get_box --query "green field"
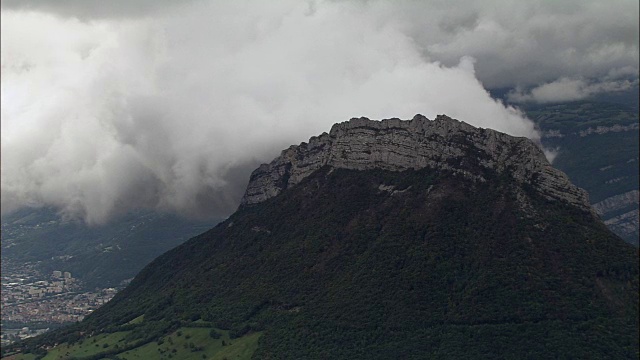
[119,327,261,360]
[6,326,261,360]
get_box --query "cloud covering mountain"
[1,0,638,223]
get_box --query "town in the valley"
[1,261,120,346]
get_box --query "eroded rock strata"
[241,114,591,213]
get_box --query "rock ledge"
[241,114,592,213]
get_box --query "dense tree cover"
[7,166,638,359]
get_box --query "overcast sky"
[2,0,638,224]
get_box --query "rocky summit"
[242,114,591,213]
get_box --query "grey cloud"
[0,0,202,20]
[2,0,637,89]
[1,0,637,224]
[363,0,638,88]
[508,78,639,103]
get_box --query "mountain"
[523,100,639,245]
[5,115,638,359]
[1,208,219,289]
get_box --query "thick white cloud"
[1,0,636,223]
[3,0,638,89]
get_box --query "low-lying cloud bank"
[1,0,638,223]
[508,76,639,104]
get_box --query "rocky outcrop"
[592,190,639,245]
[592,190,639,216]
[241,114,592,213]
[603,210,639,246]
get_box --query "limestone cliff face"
[241,114,592,213]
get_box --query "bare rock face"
[593,190,639,245]
[241,114,592,213]
[592,190,639,216]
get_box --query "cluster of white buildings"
[1,326,50,347]
[2,271,77,302]
[1,263,120,345]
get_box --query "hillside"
[5,115,638,359]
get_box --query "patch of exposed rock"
[241,114,592,213]
[593,190,639,245]
[592,190,639,216]
[603,209,639,246]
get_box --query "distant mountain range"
[6,114,636,359]
[523,99,639,245]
